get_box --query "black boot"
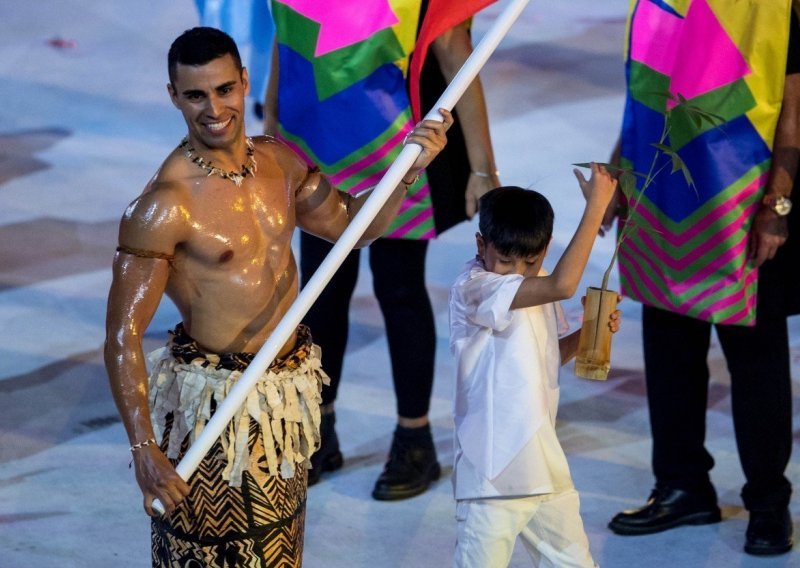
[308,412,343,486]
[372,424,441,501]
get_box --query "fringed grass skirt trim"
[147,323,329,485]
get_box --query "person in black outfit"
[278,14,500,500]
[606,10,800,556]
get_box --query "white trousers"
[454,490,597,568]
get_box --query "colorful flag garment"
[619,0,793,325]
[408,0,497,121]
[272,0,436,239]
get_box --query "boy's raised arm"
[511,163,617,309]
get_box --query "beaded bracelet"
[471,170,499,178]
[130,438,157,452]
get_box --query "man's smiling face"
[168,53,250,151]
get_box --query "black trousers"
[299,232,436,419]
[642,257,792,511]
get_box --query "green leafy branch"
[574,92,725,291]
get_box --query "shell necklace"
[179,137,257,187]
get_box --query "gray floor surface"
[1,1,799,566]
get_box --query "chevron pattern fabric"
[619,0,792,325]
[152,418,307,567]
[272,0,437,239]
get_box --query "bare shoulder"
[251,133,291,153]
[118,150,192,253]
[251,134,311,186]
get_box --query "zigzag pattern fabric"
[619,0,792,325]
[151,418,307,567]
[272,0,436,239]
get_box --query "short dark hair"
[168,27,242,85]
[478,187,554,257]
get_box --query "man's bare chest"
[180,183,295,267]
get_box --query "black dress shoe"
[608,486,721,535]
[308,412,343,486]
[372,425,440,501]
[744,508,793,556]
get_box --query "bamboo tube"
[575,287,619,380]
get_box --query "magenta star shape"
[277,0,399,56]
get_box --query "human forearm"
[104,253,169,444]
[432,22,499,217]
[511,165,616,309]
[765,74,799,200]
[559,330,581,364]
[456,87,498,174]
[750,73,800,265]
[451,79,497,177]
[298,113,451,244]
[547,200,606,297]
[263,43,279,136]
[106,335,190,516]
[353,112,451,241]
[550,164,618,295]
[458,80,501,218]
[104,340,156,445]
[349,176,417,245]
[432,22,495,169]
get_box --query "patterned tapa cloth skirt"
[147,324,328,567]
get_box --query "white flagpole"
[153,0,531,514]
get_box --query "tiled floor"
[1,1,798,566]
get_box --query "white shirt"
[449,258,573,500]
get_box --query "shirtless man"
[104,27,450,566]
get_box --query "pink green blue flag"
[272,0,435,239]
[619,0,793,325]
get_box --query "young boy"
[448,163,618,567]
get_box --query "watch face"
[774,197,792,216]
[765,195,793,216]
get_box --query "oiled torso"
[144,137,307,355]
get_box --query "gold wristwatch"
[762,194,792,216]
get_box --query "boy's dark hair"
[168,27,242,86]
[478,186,554,257]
